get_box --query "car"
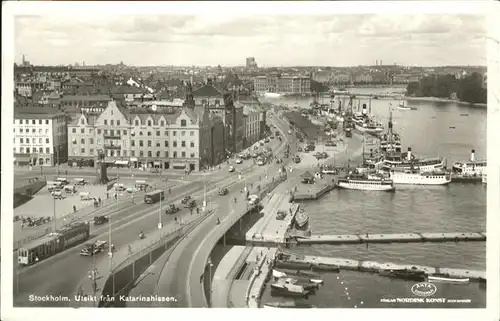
[270,136,274,140]
[276,158,283,164]
[235,158,243,164]
[185,200,197,209]
[228,166,235,173]
[93,215,109,225]
[181,196,192,204]
[219,188,229,196]
[288,130,292,134]
[264,138,270,143]
[298,147,303,152]
[80,240,107,256]
[165,204,180,215]
[325,141,334,147]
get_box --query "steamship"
[337,172,395,191]
[451,149,487,177]
[388,168,451,185]
[381,148,445,172]
[352,103,384,135]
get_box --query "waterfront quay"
[295,232,486,245]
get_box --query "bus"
[144,190,165,204]
[17,222,90,266]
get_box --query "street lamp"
[158,192,163,229]
[202,174,207,212]
[207,257,214,307]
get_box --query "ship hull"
[337,181,395,191]
[389,174,451,185]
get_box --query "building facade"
[241,104,263,148]
[253,74,311,94]
[14,108,68,166]
[67,99,218,171]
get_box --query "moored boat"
[378,268,426,282]
[482,172,487,184]
[452,149,487,177]
[295,210,309,229]
[388,168,451,185]
[264,301,316,309]
[337,172,395,191]
[275,268,321,279]
[398,100,412,110]
[381,148,445,172]
[271,282,311,298]
[428,275,470,284]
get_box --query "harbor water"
[260,90,486,308]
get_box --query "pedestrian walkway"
[247,247,278,308]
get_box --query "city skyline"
[15,14,487,68]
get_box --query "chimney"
[362,103,367,115]
[407,147,412,161]
[470,149,475,162]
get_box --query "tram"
[17,222,90,266]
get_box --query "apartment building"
[67,99,220,171]
[13,108,68,166]
[241,104,264,148]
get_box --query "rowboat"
[428,275,470,283]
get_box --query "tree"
[405,72,486,104]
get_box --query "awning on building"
[130,157,138,162]
[104,160,115,164]
[115,160,129,165]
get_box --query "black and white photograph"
[1,1,499,321]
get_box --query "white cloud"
[14,14,487,66]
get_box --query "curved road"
[12,138,280,307]
[156,111,295,307]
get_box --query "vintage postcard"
[1,1,499,321]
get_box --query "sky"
[14,14,487,67]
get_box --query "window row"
[15,147,51,154]
[131,140,196,148]
[102,119,121,126]
[14,128,50,134]
[16,137,51,144]
[71,149,197,159]
[15,119,50,125]
[133,119,188,127]
[69,128,196,137]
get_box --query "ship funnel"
[407,147,412,161]
[470,149,476,162]
[362,103,367,115]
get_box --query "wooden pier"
[278,254,486,283]
[292,183,335,201]
[293,232,486,245]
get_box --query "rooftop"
[60,94,111,101]
[14,107,66,119]
[192,84,224,98]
